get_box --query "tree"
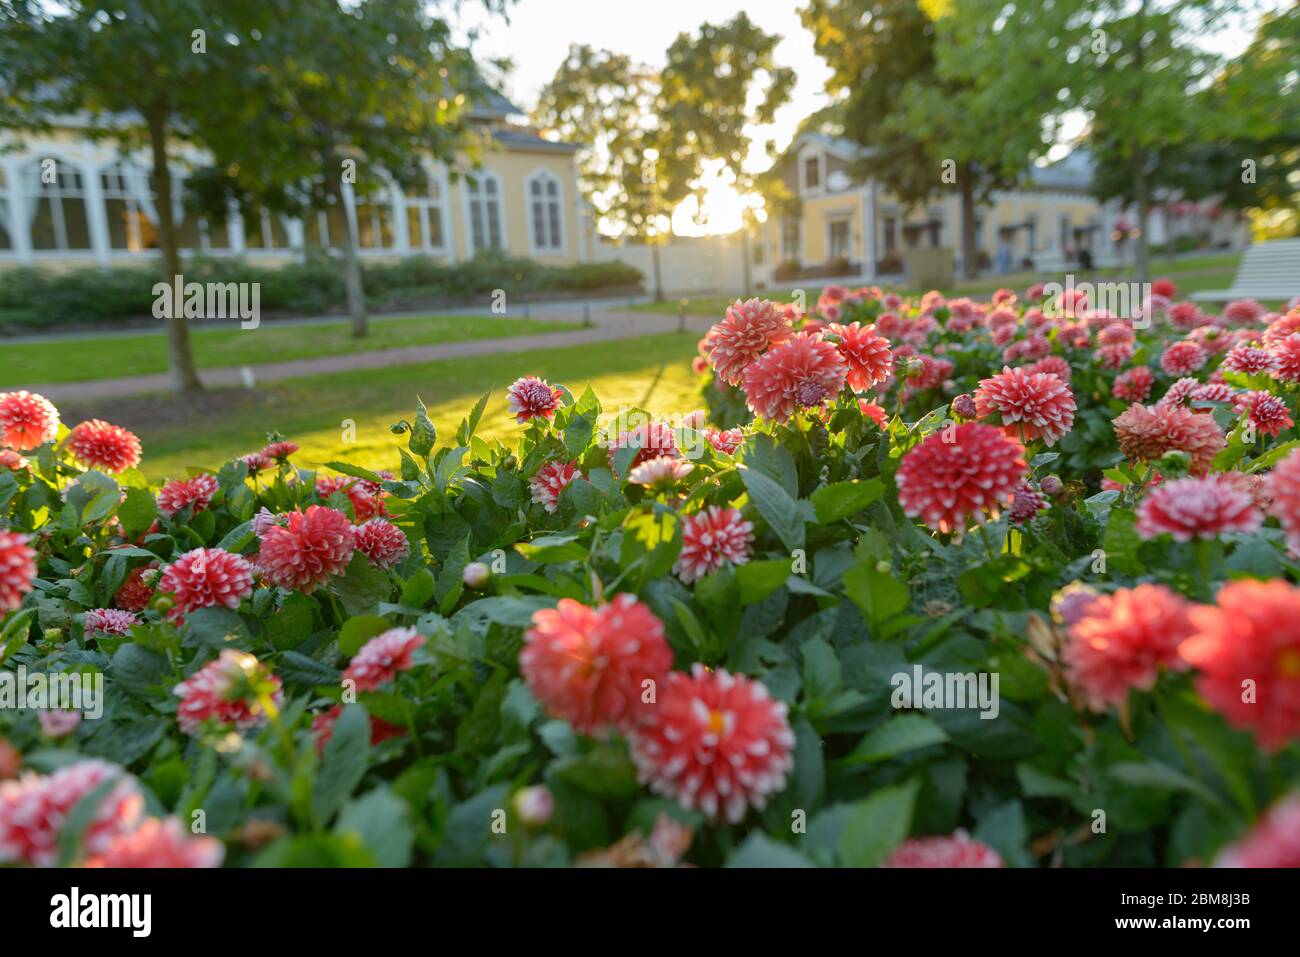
[1061,0,1245,281]
[189,0,509,338]
[801,0,1062,279]
[0,0,272,392]
[532,45,666,298]
[534,14,793,301]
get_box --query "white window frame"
[404,166,450,253]
[780,217,802,262]
[827,214,852,260]
[800,152,824,197]
[463,170,506,254]
[525,168,565,255]
[24,156,93,253]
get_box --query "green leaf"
[118,487,158,540]
[314,704,372,823]
[338,615,391,656]
[515,534,587,564]
[837,778,920,867]
[409,397,437,458]
[801,636,841,700]
[336,552,393,616]
[323,461,385,484]
[726,833,813,867]
[265,598,314,651]
[735,559,791,604]
[456,391,491,447]
[842,561,909,632]
[844,714,949,764]
[400,568,436,609]
[335,786,414,867]
[111,644,170,696]
[739,466,805,551]
[58,776,124,865]
[551,744,638,799]
[811,478,884,523]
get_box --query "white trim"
[524,166,566,256]
[461,168,506,256]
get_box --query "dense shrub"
[0,253,643,330]
[2,281,1300,868]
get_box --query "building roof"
[1027,149,1094,192]
[492,127,580,154]
[466,89,524,120]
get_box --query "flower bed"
[2,280,1299,868]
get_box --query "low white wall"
[590,235,753,297]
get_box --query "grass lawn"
[632,250,1245,317]
[62,331,704,481]
[4,313,580,387]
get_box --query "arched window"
[25,158,92,251]
[101,162,158,252]
[465,173,503,253]
[527,171,563,253]
[354,188,395,250]
[405,172,446,251]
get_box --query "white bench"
[1191,239,1300,303]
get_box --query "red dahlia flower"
[884,833,1004,868]
[84,817,224,868]
[353,518,409,569]
[827,321,893,391]
[1180,580,1300,750]
[0,530,36,612]
[67,420,142,473]
[673,506,753,583]
[741,332,849,422]
[521,594,673,737]
[506,376,564,424]
[342,627,426,692]
[257,505,355,593]
[159,548,254,621]
[895,423,1027,534]
[703,298,794,386]
[630,665,795,824]
[974,366,1075,447]
[156,473,219,517]
[1064,584,1193,711]
[1135,475,1261,542]
[0,390,59,451]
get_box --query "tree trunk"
[651,241,664,302]
[146,108,202,393]
[333,180,368,338]
[1133,149,1150,285]
[959,168,978,280]
[740,230,753,297]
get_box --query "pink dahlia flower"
[674,506,753,583]
[353,518,409,569]
[827,321,893,391]
[741,332,849,422]
[0,391,59,451]
[156,473,220,517]
[1136,475,1261,542]
[974,366,1076,447]
[159,548,254,621]
[0,530,36,612]
[1113,403,1226,476]
[38,710,81,739]
[257,505,355,593]
[607,421,678,475]
[884,832,1004,868]
[67,419,142,474]
[1224,299,1266,325]
[1064,584,1193,711]
[521,594,673,737]
[705,427,745,455]
[84,607,139,637]
[311,704,406,755]
[895,423,1027,534]
[1007,481,1048,525]
[1024,354,1071,382]
[239,452,277,474]
[173,650,282,736]
[630,665,795,824]
[260,441,299,461]
[1180,579,1300,750]
[84,816,224,868]
[1216,794,1300,868]
[506,375,564,424]
[0,760,142,866]
[1234,390,1293,437]
[1112,366,1154,402]
[1267,448,1300,553]
[628,456,693,490]
[316,475,387,523]
[1268,335,1300,383]
[703,299,794,386]
[342,627,426,692]
[1159,340,1208,377]
[530,460,579,513]
[1222,344,1276,376]
[0,449,27,471]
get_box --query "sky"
[451,0,1283,236]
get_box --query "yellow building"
[0,92,588,271]
[758,132,1121,282]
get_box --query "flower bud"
[903,357,926,379]
[950,394,977,419]
[1040,475,1063,496]
[462,562,490,589]
[513,785,554,828]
